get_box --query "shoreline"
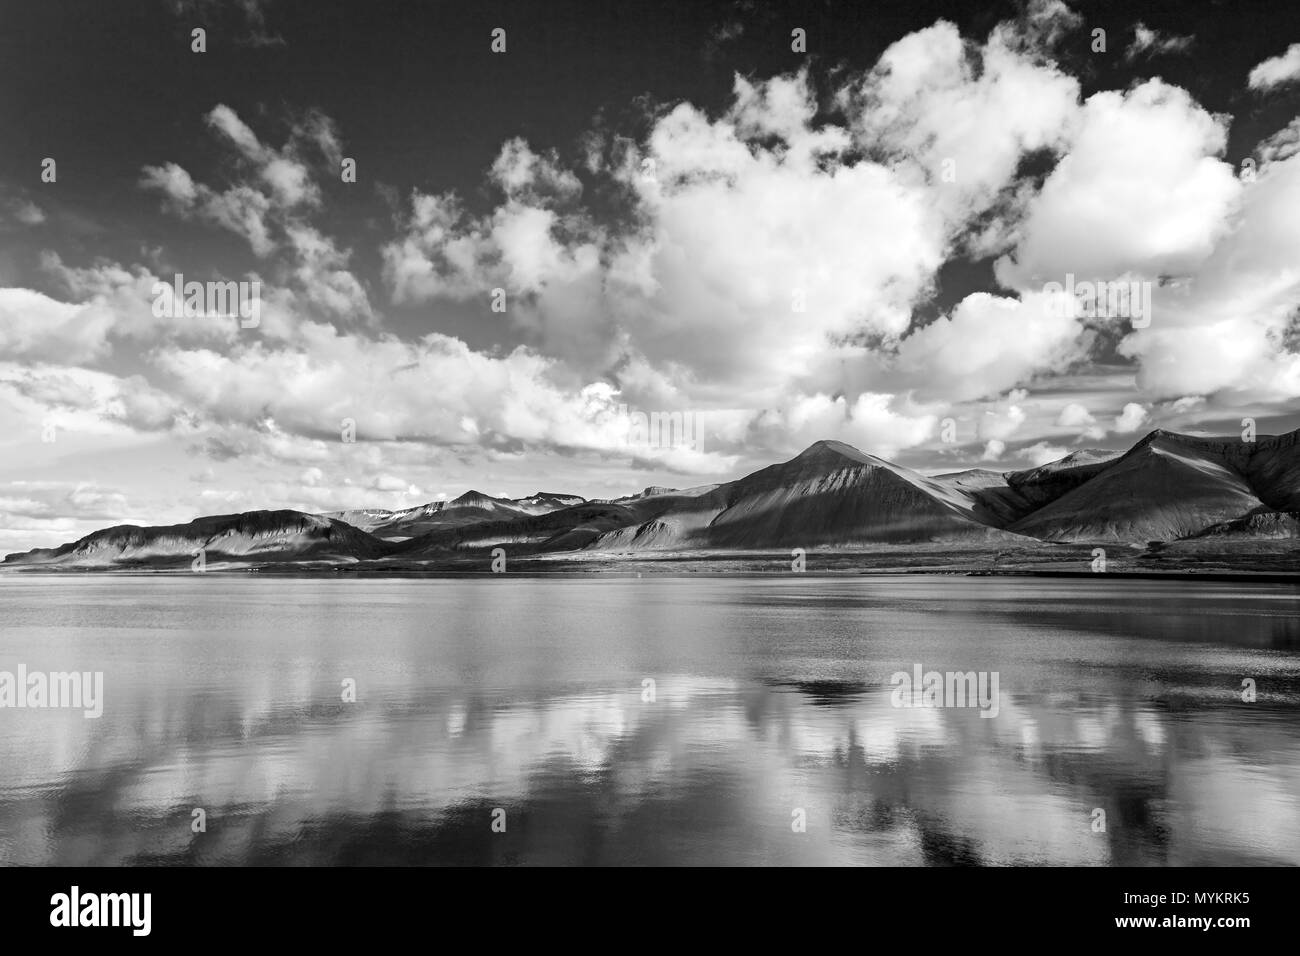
[2,562,1297,584]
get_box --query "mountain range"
[5,427,1300,571]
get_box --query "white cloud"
[1248,43,1300,91]
[1114,402,1149,434]
[996,80,1239,288]
[0,288,115,364]
[981,439,1006,461]
[1120,130,1300,400]
[979,401,1027,441]
[893,292,1085,403]
[1022,441,1069,467]
[1056,402,1095,428]
[841,19,1079,226]
[749,392,936,460]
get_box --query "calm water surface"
[1,575,1298,866]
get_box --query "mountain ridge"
[5,427,1299,569]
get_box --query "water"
[1,574,1298,866]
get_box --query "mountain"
[1003,431,1285,542]
[2,511,387,568]
[390,501,677,555]
[6,428,1300,569]
[325,490,585,541]
[582,440,1028,552]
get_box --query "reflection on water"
[1,575,1298,866]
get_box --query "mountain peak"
[796,439,875,462]
[451,489,497,504]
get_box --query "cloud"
[141,161,275,256]
[0,197,45,226]
[141,104,336,252]
[981,439,1006,461]
[169,0,283,47]
[1054,401,1110,440]
[978,396,1027,441]
[1119,125,1300,400]
[996,80,1239,288]
[1113,402,1149,434]
[1056,402,1094,429]
[748,392,937,461]
[387,70,947,395]
[0,361,185,439]
[1021,441,1069,466]
[1126,24,1193,61]
[840,18,1079,227]
[1258,118,1300,165]
[140,106,372,324]
[0,288,116,364]
[893,292,1085,403]
[1000,0,1082,52]
[383,25,1087,421]
[1249,43,1300,92]
[710,21,744,44]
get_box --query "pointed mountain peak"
[791,439,882,467]
[451,489,497,504]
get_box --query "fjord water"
[1,575,1297,866]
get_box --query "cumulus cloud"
[1120,125,1300,400]
[893,293,1085,403]
[1248,43,1300,91]
[978,395,1028,441]
[386,70,947,395]
[996,80,1239,288]
[840,19,1079,227]
[1021,441,1069,467]
[1114,402,1149,434]
[1056,402,1095,429]
[981,439,1007,461]
[748,392,937,461]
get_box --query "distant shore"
[3,543,1298,582]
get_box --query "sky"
[1,0,1300,553]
